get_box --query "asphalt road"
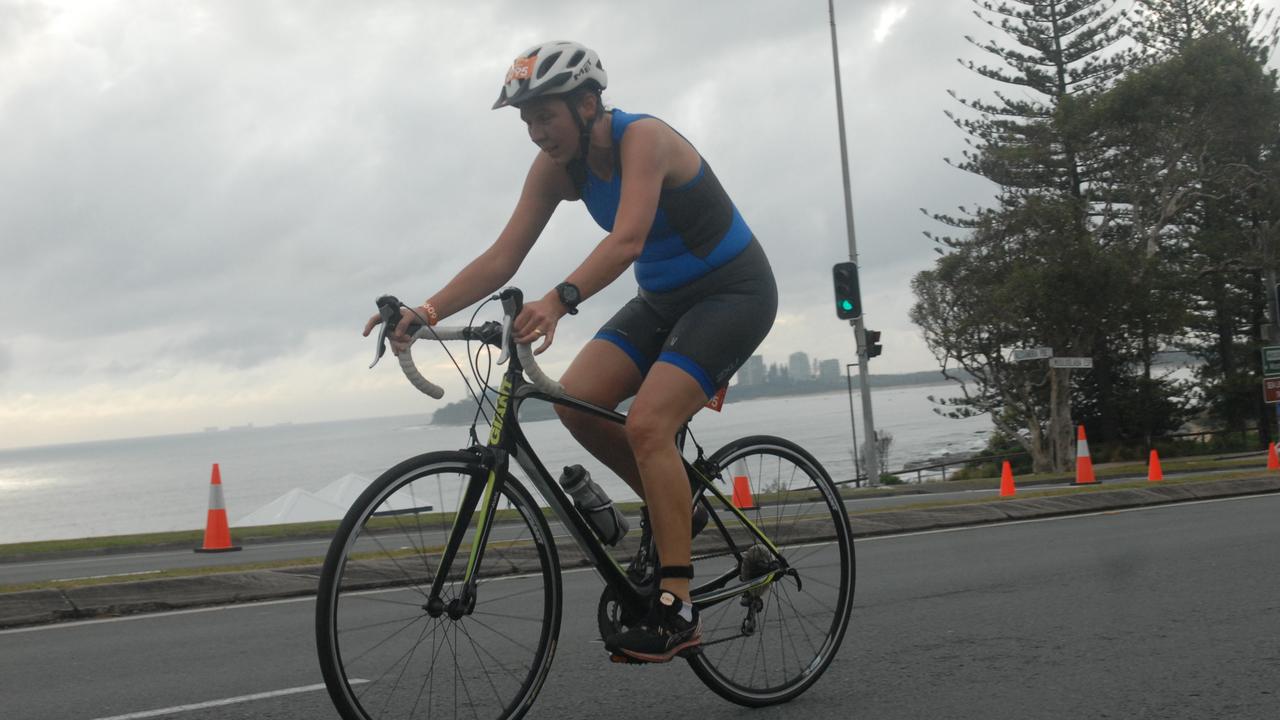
[0,484,1042,586]
[4,493,1277,720]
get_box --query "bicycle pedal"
[608,652,649,665]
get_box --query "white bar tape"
[391,326,473,398]
[517,343,564,397]
[397,347,444,399]
[394,325,564,399]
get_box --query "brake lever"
[495,288,523,365]
[370,295,402,369]
[496,310,513,365]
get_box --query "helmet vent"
[568,49,585,67]
[536,51,562,79]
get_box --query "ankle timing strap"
[658,564,694,580]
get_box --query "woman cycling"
[364,40,777,664]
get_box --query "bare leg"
[625,363,710,602]
[555,339,646,498]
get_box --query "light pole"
[828,0,880,484]
[845,362,862,483]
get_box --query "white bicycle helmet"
[492,41,607,110]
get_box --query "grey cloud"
[0,1,51,58]
[1,0,1052,393]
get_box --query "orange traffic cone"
[1147,449,1163,482]
[195,463,241,553]
[732,476,755,509]
[1074,425,1099,485]
[1269,442,1279,470]
[999,460,1016,497]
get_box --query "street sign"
[1265,377,1280,404]
[1263,345,1280,377]
[1049,357,1094,369]
[1011,347,1054,362]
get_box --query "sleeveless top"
[573,109,754,292]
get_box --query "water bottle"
[559,465,629,546]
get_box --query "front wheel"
[686,436,856,707]
[316,451,562,720]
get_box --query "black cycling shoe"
[605,589,702,664]
[626,504,710,584]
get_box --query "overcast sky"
[3,0,1277,450]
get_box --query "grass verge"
[2,454,1272,561]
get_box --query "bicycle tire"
[686,435,855,707]
[316,450,562,720]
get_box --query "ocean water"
[0,383,991,544]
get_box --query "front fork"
[423,449,506,619]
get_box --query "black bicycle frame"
[423,292,786,612]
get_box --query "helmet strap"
[564,92,601,167]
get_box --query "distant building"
[738,355,766,386]
[788,352,812,381]
[819,358,841,382]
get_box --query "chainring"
[596,584,651,641]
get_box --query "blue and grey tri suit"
[572,109,777,397]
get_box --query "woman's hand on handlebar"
[513,298,562,355]
[362,306,430,355]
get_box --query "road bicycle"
[316,288,855,720]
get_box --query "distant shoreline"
[430,369,968,425]
[0,372,969,452]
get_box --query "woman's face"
[518,95,593,165]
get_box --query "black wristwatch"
[555,282,582,315]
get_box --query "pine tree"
[1131,0,1277,62]
[944,0,1127,198]
[917,0,1131,470]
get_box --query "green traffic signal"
[832,261,862,320]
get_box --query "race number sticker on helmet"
[506,55,537,84]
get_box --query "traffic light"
[863,328,882,359]
[832,262,862,319]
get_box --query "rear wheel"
[316,451,561,720]
[686,436,855,706]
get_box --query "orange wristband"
[420,302,439,326]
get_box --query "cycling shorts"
[594,238,777,398]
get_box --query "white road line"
[55,570,161,583]
[87,681,364,720]
[0,595,318,635]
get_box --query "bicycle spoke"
[335,610,429,637]
[457,621,514,710]
[343,592,433,609]
[470,609,551,625]
[373,617,435,720]
[341,613,433,669]
[318,456,559,720]
[361,530,433,599]
[686,437,854,705]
